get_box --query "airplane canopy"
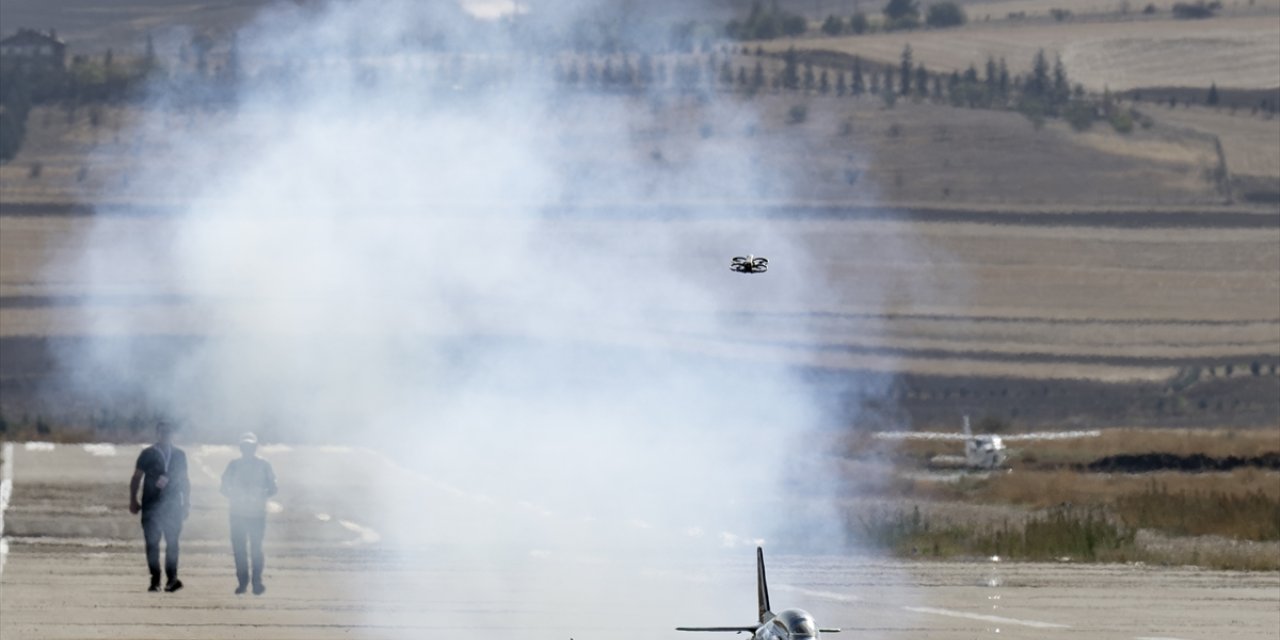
[776,609,817,635]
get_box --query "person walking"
[220,432,277,595]
[129,420,190,592]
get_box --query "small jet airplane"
[873,416,1101,470]
[731,255,768,273]
[677,547,840,638]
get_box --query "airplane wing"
[873,432,969,441]
[676,625,761,633]
[1000,430,1101,442]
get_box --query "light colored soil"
[1145,104,1280,179]
[766,15,1280,91]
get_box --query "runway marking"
[23,442,54,452]
[903,606,1070,629]
[1,442,12,575]
[82,443,117,457]
[338,519,382,545]
[1135,637,1195,640]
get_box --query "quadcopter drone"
[730,255,768,274]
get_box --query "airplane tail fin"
[757,546,771,623]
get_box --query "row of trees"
[727,0,967,40]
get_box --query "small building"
[0,29,67,70]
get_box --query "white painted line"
[23,442,54,452]
[1,442,14,575]
[1136,637,1195,640]
[903,606,1070,629]
[337,519,381,545]
[83,443,117,457]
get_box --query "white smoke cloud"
[55,0,916,635]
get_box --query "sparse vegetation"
[1172,0,1221,18]
[787,103,809,124]
[926,2,967,28]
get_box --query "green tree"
[638,54,654,85]
[836,71,848,96]
[984,56,997,97]
[915,63,929,97]
[142,34,159,75]
[926,2,967,27]
[1052,55,1069,106]
[781,14,808,36]
[782,47,800,90]
[752,61,766,90]
[1027,49,1050,98]
[850,11,870,33]
[803,61,816,92]
[819,68,831,94]
[852,57,865,94]
[1207,82,1220,106]
[822,15,845,35]
[899,44,913,95]
[884,0,922,21]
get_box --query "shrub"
[884,0,921,21]
[1050,7,1073,20]
[850,11,870,33]
[926,1,967,26]
[1143,2,1157,12]
[787,103,809,124]
[1172,1,1217,18]
[1064,100,1096,131]
[1110,109,1135,133]
[822,14,845,35]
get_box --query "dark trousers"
[141,509,183,584]
[230,514,267,587]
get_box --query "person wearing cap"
[219,432,277,595]
[129,420,190,592]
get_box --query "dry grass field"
[764,15,1280,91]
[1146,104,1280,181]
[0,95,1237,208]
[837,425,1280,570]
[962,0,1280,22]
[0,0,272,51]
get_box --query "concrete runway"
[2,443,1277,640]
